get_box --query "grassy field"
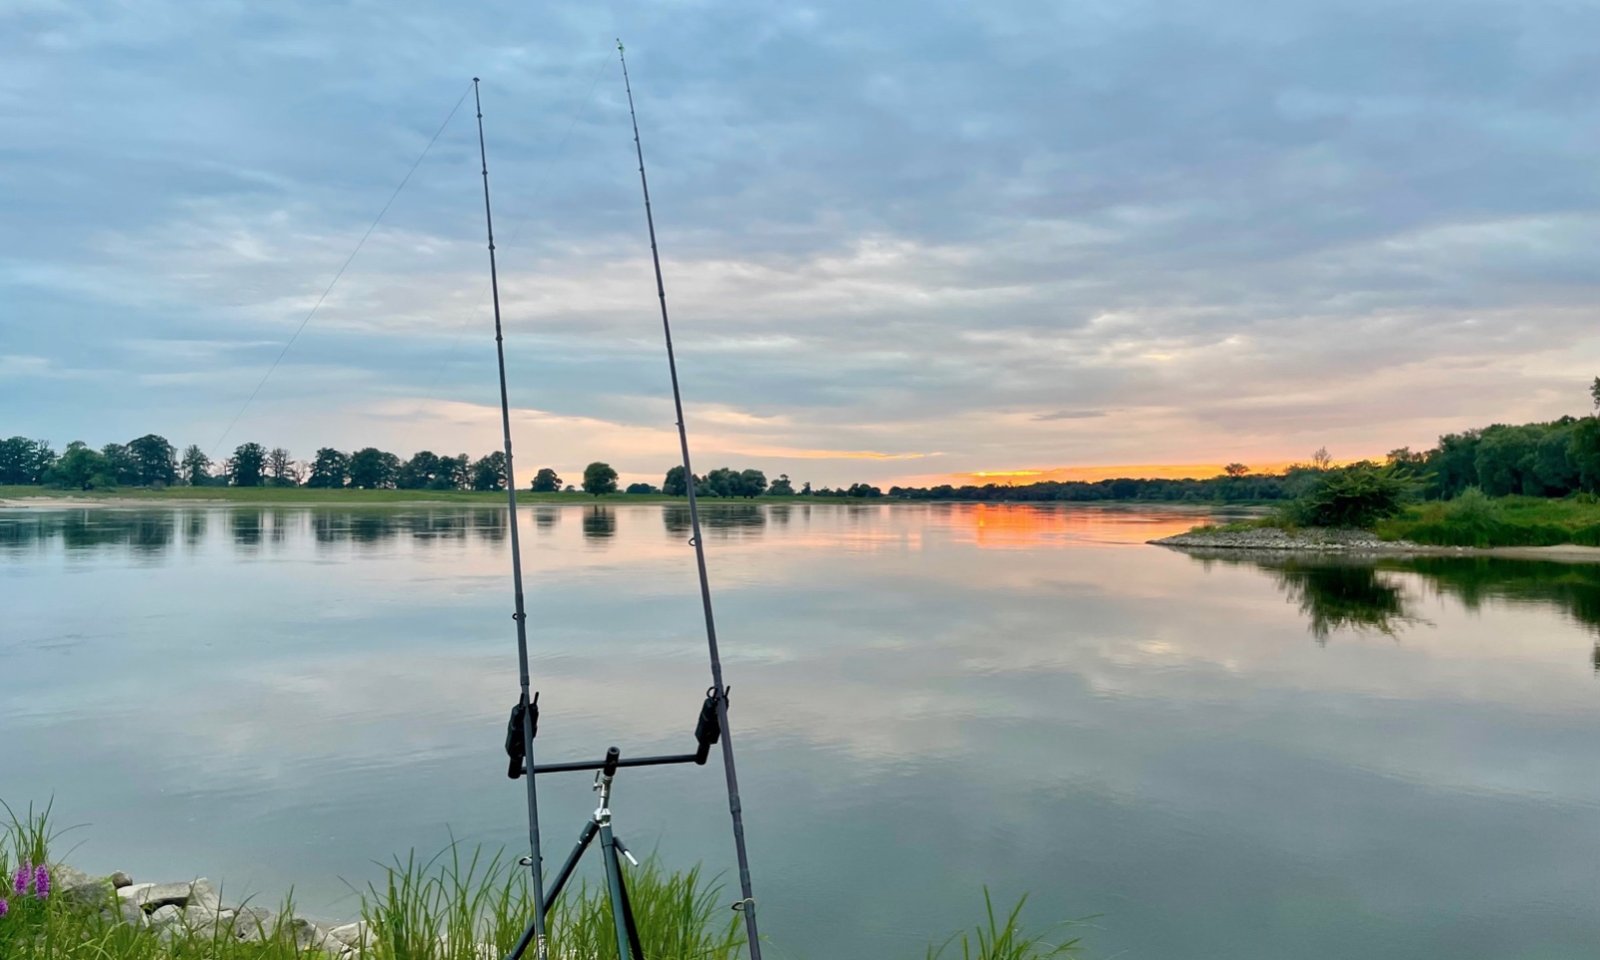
[1,803,1080,960]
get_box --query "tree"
[1591,376,1600,412]
[846,482,884,498]
[267,447,299,486]
[662,465,689,496]
[472,451,507,492]
[49,441,114,490]
[800,481,812,496]
[227,442,268,487]
[100,443,139,485]
[439,454,472,491]
[348,447,400,489]
[397,450,442,490]
[768,473,794,496]
[704,467,738,497]
[127,434,178,486]
[180,445,212,486]
[1310,447,1332,470]
[530,467,562,493]
[737,468,768,498]
[582,461,618,496]
[0,437,55,484]
[305,448,349,488]
[625,482,659,494]
[1223,463,1249,478]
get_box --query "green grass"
[2,805,1080,959]
[1378,492,1600,548]
[1185,493,1600,549]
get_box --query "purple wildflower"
[11,863,28,897]
[0,896,9,918]
[32,865,48,900]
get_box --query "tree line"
[13,378,1597,502]
[0,435,888,498]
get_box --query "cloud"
[4,0,1600,482]
[1031,409,1107,422]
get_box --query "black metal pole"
[473,77,550,960]
[615,40,764,958]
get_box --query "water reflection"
[1188,551,1600,667]
[581,507,616,542]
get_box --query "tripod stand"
[544,747,644,959]
[503,694,726,960]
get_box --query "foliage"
[127,435,178,487]
[1378,492,1600,548]
[46,442,115,491]
[0,438,56,485]
[180,445,212,487]
[582,462,619,497]
[625,482,659,494]
[768,474,794,496]
[470,452,506,492]
[306,448,349,489]
[227,443,267,488]
[529,468,562,493]
[1,807,1080,960]
[348,448,400,490]
[924,890,1080,960]
[1279,464,1409,528]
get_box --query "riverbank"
[0,811,1077,960]
[1152,525,1600,562]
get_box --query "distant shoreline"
[0,488,1251,511]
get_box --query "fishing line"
[207,82,472,460]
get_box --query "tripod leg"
[614,851,645,960]
[545,820,600,908]
[599,822,641,960]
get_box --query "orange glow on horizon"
[899,459,1368,487]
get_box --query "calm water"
[2,503,1597,959]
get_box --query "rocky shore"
[44,862,371,955]
[1151,526,1421,553]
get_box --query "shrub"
[1284,466,1409,528]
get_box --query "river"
[1,502,1595,958]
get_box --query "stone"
[188,878,222,913]
[230,905,277,942]
[110,871,134,888]
[63,876,116,909]
[47,863,94,889]
[288,916,341,953]
[140,881,194,912]
[117,882,155,903]
[118,897,147,927]
[149,903,182,928]
[330,920,372,949]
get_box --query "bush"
[1283,466,1409,528]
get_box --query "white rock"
[330,920,372,948]
[117,882,155,903]
[146,881,194,909]
[149,903,182,927]
[188,878,222,913]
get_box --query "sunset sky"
[5,1,1600,487]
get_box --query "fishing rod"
[471,78,551,960]
[616,39,766,958]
